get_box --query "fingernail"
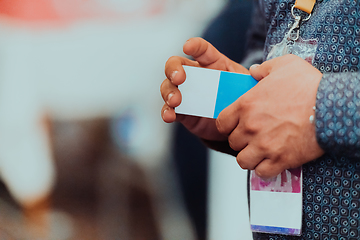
[250,64,260,70]
[163,108,168,116]
[171,71,178,82]
[167,92,174,105]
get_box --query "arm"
[316,72,360,159]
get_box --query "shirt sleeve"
[315,72,360,159]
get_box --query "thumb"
[249,62,271,81]
[183,37,224,68]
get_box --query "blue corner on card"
[213,72,258,118]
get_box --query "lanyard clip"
[287,5,312,42]
[287,15,301,41]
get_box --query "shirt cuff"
[315,72,360,159]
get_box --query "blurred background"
[0,0,253,239]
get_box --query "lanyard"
[294,0,316,14]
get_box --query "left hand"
[216,54,325,179]
[161,38,248,143]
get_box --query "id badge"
[250,167,303,235]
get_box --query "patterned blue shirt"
[248,0,360,239]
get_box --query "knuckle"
[234,99,246,111]
[166,56,178,65]
[228,135,244,152]
[236,155,252,170]
[243,120,258,134]
[258,138,270,152]
[227,138,237,150]
[270,145,284,160]
[236,155,247,169]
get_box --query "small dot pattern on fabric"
[249,0,360,239]
[316,72,360,159]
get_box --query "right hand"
[160,37,249,142]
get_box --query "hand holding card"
[160,37,249,143]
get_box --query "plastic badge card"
[176,66,303,236]
[175,66,258,118]
[250,167,303,235]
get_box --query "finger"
[178,114,228,141]
[161,104,176,123]
[227,127,248,151]
[183,37,250,73]
[229,59,251,74]
[249,60,273,81]
[249,55,300,81]
[236,145,264,170]
[160,79,181,108]
[254,158,288,179]
[184,38,249,74]
[165,56,199,85]
[216,98,243,136]
[183,38,220,66]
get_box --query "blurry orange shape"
[0,0,168,24]
[0,0,60,21]
[51,0,104,21]
[0,0,104,23]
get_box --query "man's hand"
[216,54,325,178]
[160,37,248,142]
